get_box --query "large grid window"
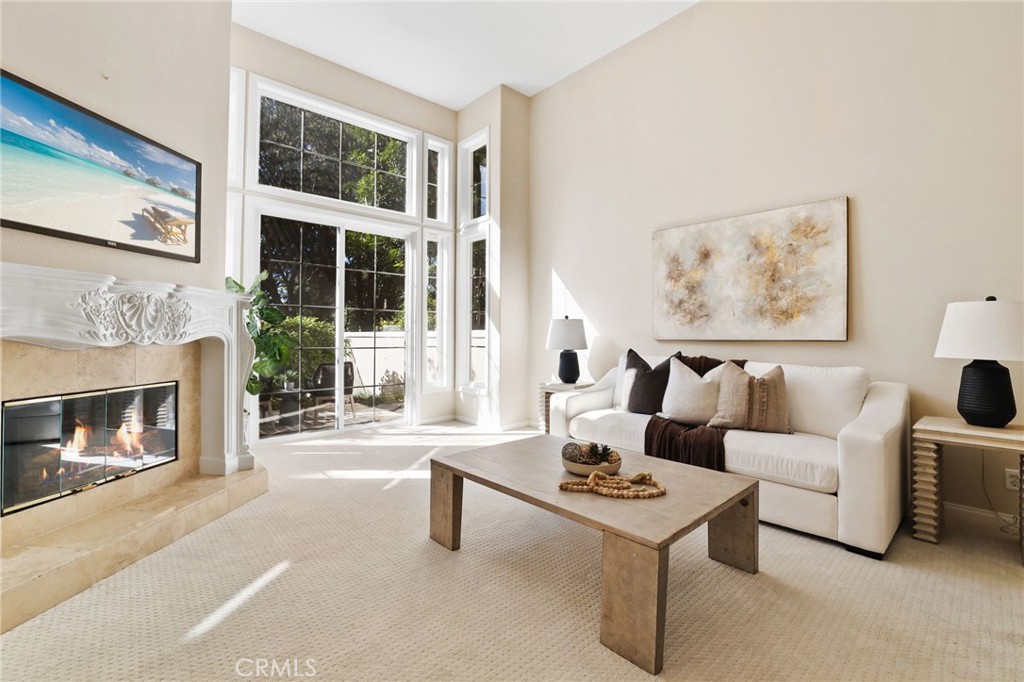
[238,76,456,438]
[259,96,409,213]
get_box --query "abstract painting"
[0,70,201,262]
[653,197,847,340]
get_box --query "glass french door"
[342,230,407,427]
[256,215,407,438]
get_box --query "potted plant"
[226,271,297,396]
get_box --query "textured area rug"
[1,424,1021,681]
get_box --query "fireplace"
[1,381,178,515]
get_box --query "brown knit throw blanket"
[645,418,727,470]
[643,356,746,471]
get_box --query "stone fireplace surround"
[0,262,268,632]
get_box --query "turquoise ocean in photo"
[1,129,194,215]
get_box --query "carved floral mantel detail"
[0,262,253,476]
[77,289,192,345]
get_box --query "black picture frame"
[0,70,201,263]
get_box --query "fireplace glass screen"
[2,381,177,515]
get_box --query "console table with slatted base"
[912,416,1024,563]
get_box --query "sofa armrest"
[549,369,616,437]
[836,381,910,555]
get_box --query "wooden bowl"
[562,459,622,476]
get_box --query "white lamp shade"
[934,300,1024,361]
[546,318,587,350]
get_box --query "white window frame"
[455,221,489,393]
[225,190,243,282]
[246,74,422,225]
[227,67,247,190]
[457,128,489,228]
[423,134,453,228]
[422,228,453,392]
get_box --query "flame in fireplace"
[115,410,145,457]
[62,420,90,457]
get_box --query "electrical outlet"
[1005,469,1020,491]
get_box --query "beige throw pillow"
[708,362,793,434]
[658,359,725,425]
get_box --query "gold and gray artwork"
[653,197,848,341]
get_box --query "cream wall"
[528,2,1023,512]
[0,1,232,290]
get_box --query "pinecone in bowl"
[561,441,622,474]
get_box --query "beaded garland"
[559,471,667,499]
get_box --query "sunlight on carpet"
[1,423,1020,682]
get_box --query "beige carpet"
[1,424,1021,682]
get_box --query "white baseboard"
[944,502,1019,530]
[450,415,539,432]
[418,415,456,425]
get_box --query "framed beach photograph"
[0,70,201,262]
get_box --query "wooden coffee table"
[429,434,758,674]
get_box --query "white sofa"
[550,353,910,557]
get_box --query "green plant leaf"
[258,307,285,324]
[247,270,270,296]
[231,269,298,394]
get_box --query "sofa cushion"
[624,350,681,414]
[708,362,793,434]
[743,362,869,439]
[612,352,733,410]
[613,351,669,411]
[569,409,650,453]
[659,359,726,425]
[723,429,838,494]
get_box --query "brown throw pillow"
[708,362,792,434]
[625,349,682,414]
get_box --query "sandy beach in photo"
[2,184,196,252]
[1,135,196,254]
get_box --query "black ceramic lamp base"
[558,350,580,384]
[957,359,1017,428]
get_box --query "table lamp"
[934,296,1023,428]
[546,316,587,384]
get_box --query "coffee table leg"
[600,532,669,674]
[429,461,463,550]
[708,487,759,574]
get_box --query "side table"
[911,416,1024,562]
[539,381,593,433]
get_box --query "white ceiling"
[232,1,696,111]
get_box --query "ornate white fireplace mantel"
[0,261,255,476]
